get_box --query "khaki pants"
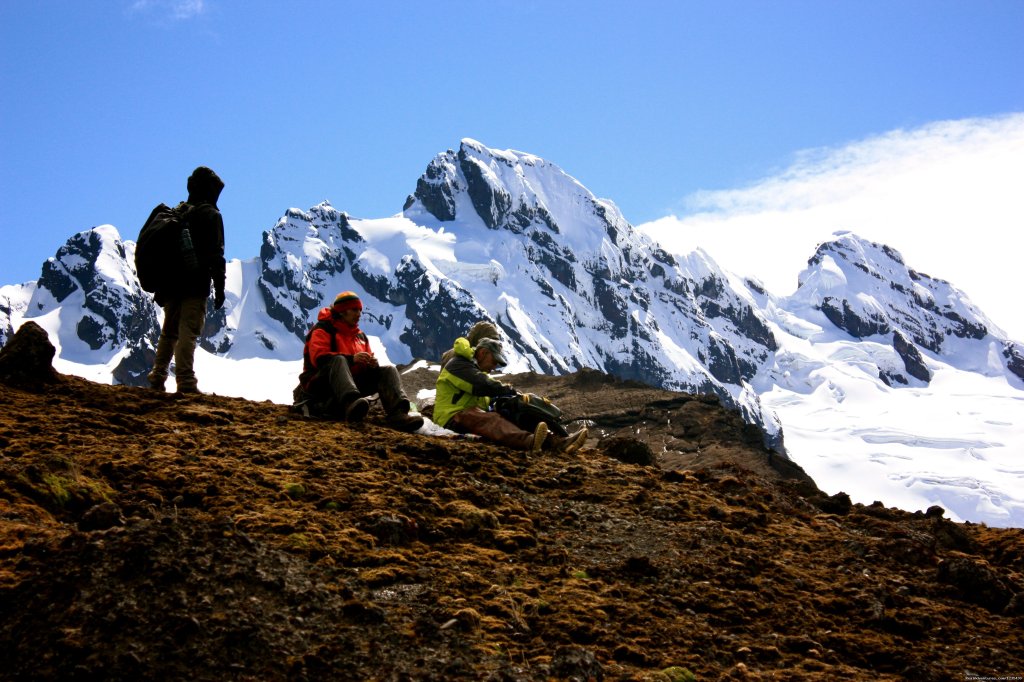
[448,407,535,450]
[149,296,207,391]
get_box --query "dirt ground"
[1,331,1022,680]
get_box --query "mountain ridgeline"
[2,139,1022,452]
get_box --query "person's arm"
[445,357,516,397]
[307,327,339,369]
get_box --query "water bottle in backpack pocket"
[179,225,200,272]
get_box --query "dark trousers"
[312,355,411,416]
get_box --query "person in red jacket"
[298,291,423,432]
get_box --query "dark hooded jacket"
[157,166,226,303]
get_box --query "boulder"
[0,321,58,387]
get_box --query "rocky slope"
[1,324,1021,681]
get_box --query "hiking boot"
[529,422,549,454]
[387,411,425,433]
[176,384,201,395]
[147,371,166,392]
[344,397,370,423]
[545,427,588,454]
[559,427,588,454]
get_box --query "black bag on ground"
[135,202,198,293]
[291,385,343,419]
[493,392,569,436]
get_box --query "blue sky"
[2,1,1023,336]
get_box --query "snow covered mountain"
[2,139,1021,527]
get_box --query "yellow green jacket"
[434,337,514,427]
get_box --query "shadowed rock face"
[1004,341,1024,383]
[27,229,163,387]
[0,321,57,387]
[1,353,1021,681]
[893,329,932,383]
[821,295,891,339]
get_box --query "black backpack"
[135,202,199,293]
[493,392,569,436]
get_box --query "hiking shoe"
[388,412,425,433]
[559,427,588,455]
[147,371,166,391]
[176,385,201,395]
[344,397,370,423]
[529,422,549,454]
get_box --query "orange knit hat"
[333,291,363,312]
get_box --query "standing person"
[147,166,226,394]
[296,291,424,432]
[434,337,587,453]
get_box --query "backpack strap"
[298,319,338,388]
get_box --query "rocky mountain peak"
[797,232,993,350]
[790,231,1021,384]
[25,226,160,384]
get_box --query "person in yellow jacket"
[434,337,586,453]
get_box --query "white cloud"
[639,114,1024,341]
[129,0,206,21]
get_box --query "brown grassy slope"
[0,366,1022,681]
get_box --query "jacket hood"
[187,166,224,206]
[452,337,474,360]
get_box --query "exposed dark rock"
[592,279,628,337]
[813,491,853,515]
[76,313,108,351]
[701,334,744,385]
[459,147,511,230]
[941,310,987,340]
[821,296,890,338]
[350,260,392,303]
[893,330,932,383]
[111,344,154,387]
[600,436,655,466]
[0,321,58,387]
[937,556,1015,613]
[1004,341,1024,382]
[878,368,908,387]
[550,646,604,681]
[395,257,488,362]
[413,155,459,222]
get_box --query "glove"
[499,384,519,398]
[214,289,225,310]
